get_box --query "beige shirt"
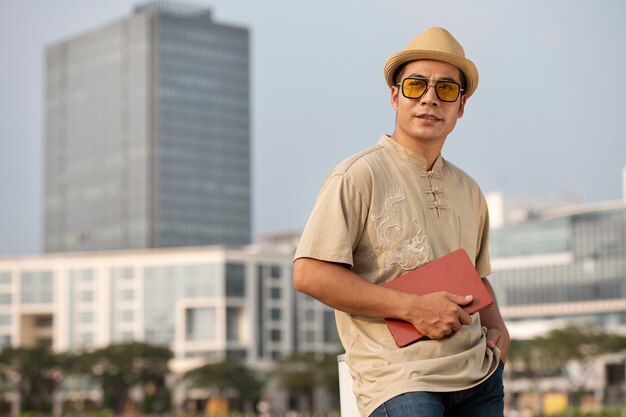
[295,135,500,416]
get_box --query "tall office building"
[44,2,251,253]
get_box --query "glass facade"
[0,272,11,284]
[226,307,242,342]
[20,271,54,304]
[490,217,571,258]
[110,266,137,343]
[143,263,219,344]
[490,206,626,317]
[185,307,216,341]
[225,263,245,297]
[156,14,251,247]
[68,269,97,349]
[44,14,152,252]
[44,5,251,253]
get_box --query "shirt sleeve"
[294,173,369,268]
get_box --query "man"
[293,27,510,417]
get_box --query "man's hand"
[486,326,510,363]
[480,278,510,363]
[407,291,474,339]
[295,258,480,342]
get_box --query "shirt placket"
[420,169,447,220]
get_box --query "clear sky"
[1,0,625,255]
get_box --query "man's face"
[391,59,467,148]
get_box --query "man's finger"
[451,320,464,332]
[446,293,473,305]
[458,309,472,326]
[487,328,500,348]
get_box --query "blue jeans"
[370,362,505,417]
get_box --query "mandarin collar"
[378,135,444,174]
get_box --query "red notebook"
[382,248,493,347]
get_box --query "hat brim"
[384,50,479,98]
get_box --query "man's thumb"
[448,293,473,305]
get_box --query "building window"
[0,273,11,284]
[36,338,53,348]
[71,269,94,282]
[80,291,94,302]
[226,263,245,297]
[184,265,219,297]
[227,307,241,342]
[186,307,216,341]
[270,265,281,278]
[121,311,134,322]
[121,289,134,301]
[271,329,281,342]
[111,267,134,280]
[0,294,11,304]
[35,316,53,327]
[270,308,281,321]
[305,310,315,321]
[80,312,94,323]
[0,335,11,347]
[20,271,54,304]
[0,315,11,326]
[80,333,94,345]
[226,349,247,360]
[270,287,281,300]
[323,310,339,344]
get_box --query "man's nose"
[419,85,440,105]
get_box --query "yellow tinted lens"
[436,82,460,101]
[402,79,427,99]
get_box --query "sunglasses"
[398,77,464,102]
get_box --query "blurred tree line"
[0,342,340,415]
[507,324,626,411]
[2,324,624,415]
[508,324,626,378]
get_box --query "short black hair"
[392,62,409,85]
[393,61,467,92]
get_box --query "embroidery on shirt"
[371,188,432,271]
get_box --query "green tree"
[75,342,173,414]
[184,359,264,412]
[509,324,626,378]
[272,352,340,412]
[0,346,61,413]
[508,324,626,408]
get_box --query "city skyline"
[2,0,626,255]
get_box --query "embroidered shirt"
[295,135,499,416]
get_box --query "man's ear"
[391,85,399,111]
[458,94,467,118]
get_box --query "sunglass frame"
[399,77,463,102]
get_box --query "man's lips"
[415,113,442,121]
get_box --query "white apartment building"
[0,244,339,374]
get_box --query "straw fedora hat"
[384,27,479,98]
